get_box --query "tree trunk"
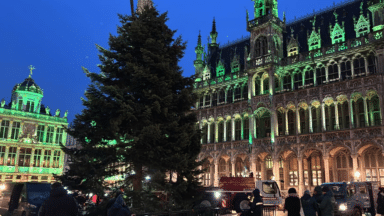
[130,0,134,16]
[133,163,142,191]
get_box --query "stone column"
[364,57,369,76]
[225,90,228,104]
[49,150,54,168]
[335,102,340,130]
[43,124,48,143]
[207,123,211,143]
[209,93,213,107]
[30,148,35,173]
[232,118,235,141]
[4,146,9,166]
[296,108,301,134]
[214,159,219,187]
[273,157,281,189]
[215,122,219,143]
[323,156,330,183]
[338,64,342,81]
[224,120,227,142]
[325,66,329,83]
[352,154,359,181]
[321,103,326,131]
[298,157,304,195]
[241,118,244,140]
[260,159,266,180]
[7,121,13,139]
[15,147,20,168]
[285,111,289,135]
[254,116,257,138]
[363,97,369,127]
[202,94,206,108]
[53,126,58,144]
[351,59,355,78]
[368,99,375,126]
[309,105,313,133]
[199,122,203,144]
[40,149,45,168]
[251,156,256,179]
[349,99,354,128]
[231,158,236,177]
[249,115,254,142]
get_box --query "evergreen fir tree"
[59,3,203,211]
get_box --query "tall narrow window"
[235,119,241,140]
[368,54,376,74]
[243,118,249,140]
[204,94,210,107]
[312,107,318,133]
[37,125,45,142]
[46,126,54,143]
[283,75,291,91]
[7,147,17,166]
[255,78,261,95]
[234,87,241,101]
[226,121,232,141]
[199,96,203,108]
[219,90,225,104]
[263,78,269,94]
[0,146,5,165]
[288,110,295,135]
[202,125,208,144]
[26,101,31,113]
[274,78,280,92]
[55,128,64,144]
[18,148,32,167]
[299,109,307,134]
[354,57,366,76]
[277,111,284,136]
[43,150,51,168]
[33,149,42,167]
[212,93,217,107]
[328,64,339,82]
[227,89,233,103]
[11,122,20,140]
[209,123,215,144]
[242,84,248,100]
[18,100,23,111]
[255,36,268,58]
[340,61,351,80]
[52,150,61,168]
[294,72,302,90]
[316,67,326,85]
[0,120,10,139]
[304,70,314,86]
[218,122,224,142]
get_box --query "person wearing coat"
[319,186,336,216]
[249,189,263,216]
[313,186,323,216]
[377,187,384,216]
[301,190,317,216]
[284,188,301,216]
[107,194,131,216]
[38,182,79,216]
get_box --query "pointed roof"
[137,0,153,13]
[211,17,217,33]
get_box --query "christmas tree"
[59,2,203,212]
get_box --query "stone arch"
[322,97,334,106]
[351,52,364,61]
[357,143,384,156]
[254,106,271,118]
[327,59,338,66]
[336,94,348,104]
[350,91,363,102]
[330,147,354,182]
[359,145,384,182]
[310,100,321,108]
[286,101,296,111]
[365,89,378,100]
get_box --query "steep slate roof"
[205,0,369,78]
[283,0,368,57]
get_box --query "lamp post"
[354,171,361,182]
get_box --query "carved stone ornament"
[18,123,37,144]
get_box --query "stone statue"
[45,106,50,115]
[1,99,5,108]
[55,109,60,117]
[11,100,16,110]
[64,110,68,118]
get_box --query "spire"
[197,31,202,47]
[137,0,153,13]
[194,31,204,75]
[210,18,218,46]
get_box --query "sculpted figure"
[45,106,50,115]
[55,109,60,117]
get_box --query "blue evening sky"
[0,0,350,124]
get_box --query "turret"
[194,31,204,76]
[210,18,218,47]
[368,0,384,31]
[252,0,278,19]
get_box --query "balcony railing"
[194,72,248,89]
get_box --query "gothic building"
[0,68,68,183]
[194,0,384,195]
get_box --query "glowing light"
[145,175,151,181]
[354,171,361,181]
[214,191,221,199]
[0,184,5,190]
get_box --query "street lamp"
[145,175,151,181]
[271,175,275,180]
[0,184,5,190]
[354,171,361,182]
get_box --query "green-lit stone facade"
[194,0,384,195]
[0,72,68,183]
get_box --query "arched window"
[310,154,323,186]
[209,123,215,143]
[235,119,241,140]
[243,117,249,140]
[265,156,273,169]
[283,74,291,91]
[335,150,353,182]
[368,54,376,74]
[353,98,365,128]
[234,86,241,101]
[338,102,350,129]
[202,160,211,186]
[288,156,298,186]
[325,104,336,131]
[255,77,261,95]
[294,72,303,90]
[256,110,271,138]
[368,95,381,126]
[204,94,211,107]
[304,69,314,86]
[288,110,295,135]
[227,88,233,104]
[219,158,227,178]
[212,92,217,107]
[328,63,339,82]
[316,66,326,85]
[299,108,308,134]
[219,89,225,104]
[363,147,384,183]
[274,77,280,92]
[218,121,224,142]
[340,61,351,80]
[202,124,208,144]
[242,84,248,100]
[263,77,269,94]
[226,120,232,141]
[353,57,366,76]
[277,111,284,136]
[255,36,268,58]
[199,96,204,109]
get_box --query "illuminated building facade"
[0,68,68,183]
[195,0,384,195]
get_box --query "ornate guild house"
[0,67,68,183]
[194,0,384,194]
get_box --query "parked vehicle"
[321,181,379,216]
[0,182,51,216]
[197,177,283,213]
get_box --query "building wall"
[0,108,68,183]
